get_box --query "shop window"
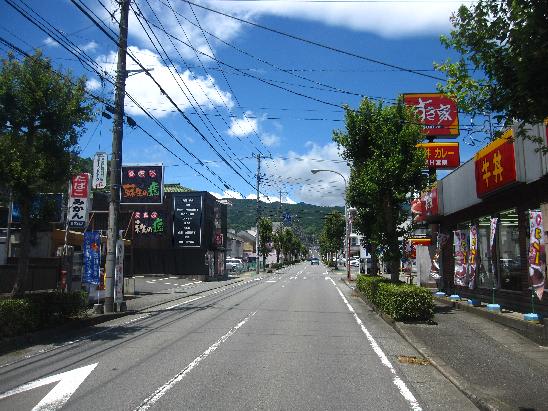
[498,209,522,291]
[477,216,496,289]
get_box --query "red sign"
[418,142,460,169]
[404,93,459,136]
[411,186,439,222]
[475,129,516,197]
[71,173,90,198]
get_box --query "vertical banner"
[114,239,124,304]
[83,231,100,284]
[490,217,498,286]
[92,152,108,189]
[68,173,90,229]
[468,226,478,289]
[430,233,449,280]
[453,230,468,286]
[528,211,545,300]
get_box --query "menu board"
[173,194,203,247]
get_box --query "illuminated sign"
[474,129,516,197]
[417,142,460,169]
[404,93,459,137]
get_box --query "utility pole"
[255,153,261,275]
[104,0,130,313]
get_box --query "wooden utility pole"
[104,0,130,313]
[255,154,261,275]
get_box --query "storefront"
[437,123,548,314]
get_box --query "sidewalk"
[344,273,548,411]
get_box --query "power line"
[182,0,447,82]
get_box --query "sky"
[0,0,496,207]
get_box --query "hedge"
[0,291,88,338]
[356,275,434,321]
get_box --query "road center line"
[327,277,422,411]
[134,311,256,411]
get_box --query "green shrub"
[0,298,39,338]
[356,275,434,321]
[0,291,88,338]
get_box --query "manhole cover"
[397,355,431,365]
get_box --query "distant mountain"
[226,198,344,241]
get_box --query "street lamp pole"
[311,169,351,280]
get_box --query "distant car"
[310,258,320,265]
[226,258,243,271]
[349,259,360,267]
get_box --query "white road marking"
[303,277,307,280]
[146,281,155,284]
[164,283,171,285]
[134,312,256,411]
[327,277,422,411]
[0,363,98,411]
[135,276,145,278]
[169,277,178,279]
[266,280,277,283]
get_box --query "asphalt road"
[0,263,476,410]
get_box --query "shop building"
[433,123,548,314]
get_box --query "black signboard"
[12,194,64,223]
[121,164,163,204]
[173,194,202,247]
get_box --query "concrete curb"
[345,280,513,411]
[0,276,249,356]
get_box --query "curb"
[0,276,249,356]
[345,280,513,411]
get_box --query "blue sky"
[0,0,496,206]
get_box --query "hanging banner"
[133,211,166,235]
[453,230,468,286]
[121,164,164,204]
[114,239,124,304]
[430,233,449,280]
[417,142,460,169]
[468,225,478,289]
[475,129,517,197]
[528,211,545,300]
[403,93,459,137]
[83,231,100,285]
[92,152,108,189]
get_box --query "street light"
[311,169,351,280]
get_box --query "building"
[417,122,548,315]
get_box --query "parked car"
[349,259,360,267]
[310,258,320,265]
[226,258,243,271]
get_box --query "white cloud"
[80,41,99,53]
[214,0,457,38]
[85,78,101,91]
[97,46,234,118]
[227,112,258,137]
[260,133,280,147]
[43,37,59,47]
[210,190,243,199]
[264,142,349,206]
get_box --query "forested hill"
[226,198,344,239]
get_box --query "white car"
[226,258,243,271]
[349,259,360,267]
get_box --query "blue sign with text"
[83,231,101,285]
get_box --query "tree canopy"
[435,0,548,131]
[319,211,345,265]
[333,98,427,280]
[0,51,94,295]
[258,216,273,270]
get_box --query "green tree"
[258,216,273,271]
[435,0,548,147]
[333,98,426,281]
[272,225,283,264]
[0,52,94,296]
[281,228,295,263]
[320,211,345,268]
